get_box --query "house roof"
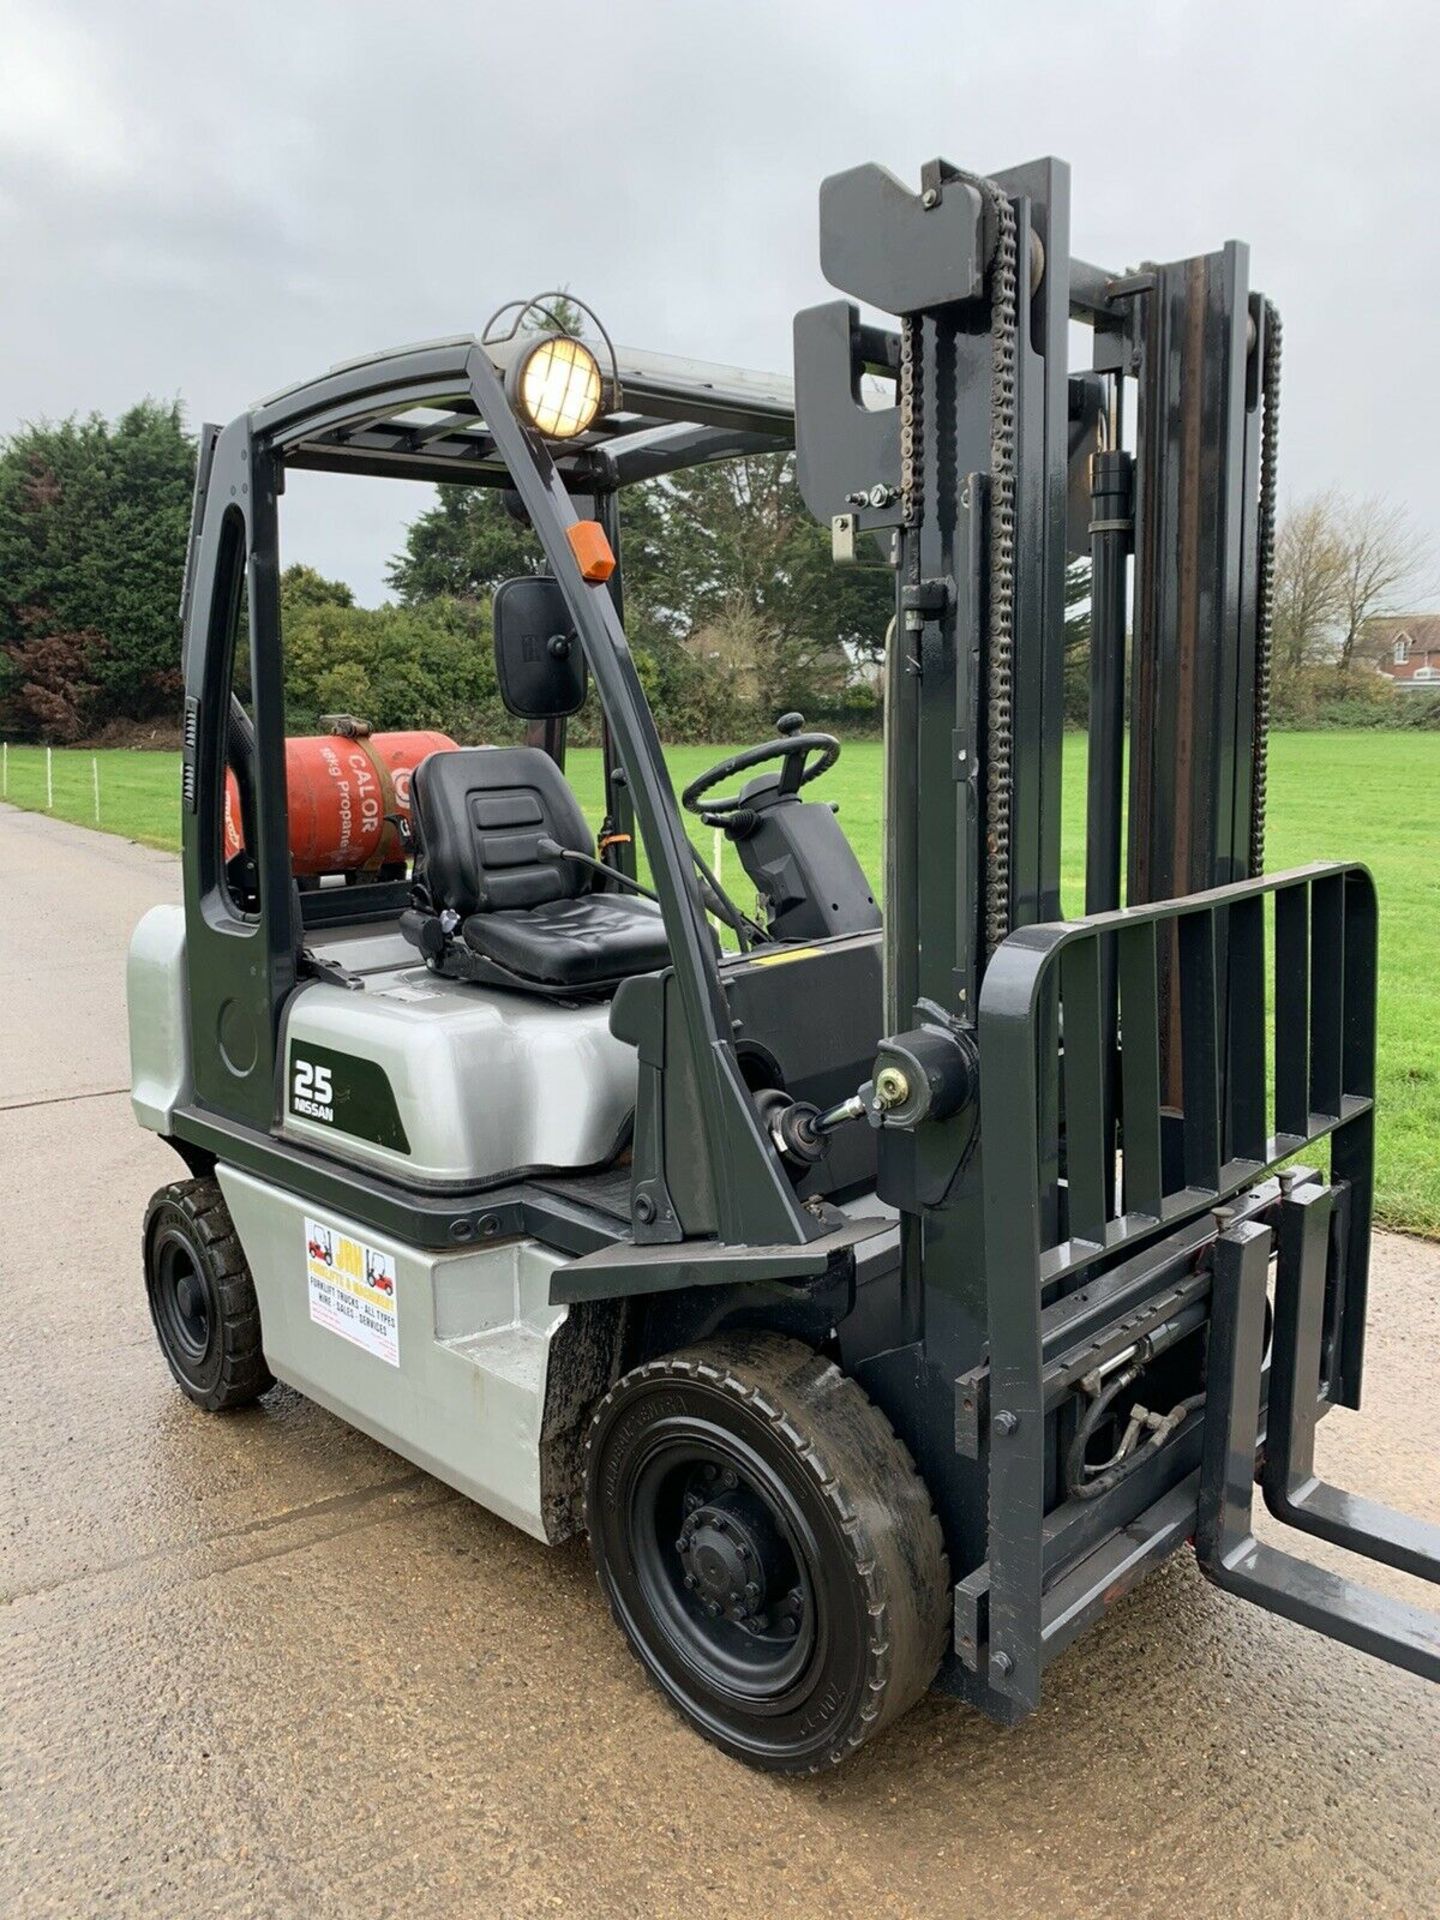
[1367,613,1440,649]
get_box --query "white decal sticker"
[305,1217,399,1367]
[292,1058,335,1122]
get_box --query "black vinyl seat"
[463,892,669,987]
[402,746,669,994]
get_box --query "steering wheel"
[681,712,841,820]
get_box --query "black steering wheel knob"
[775,711,805,737]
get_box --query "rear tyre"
[143,1178,274,1412]
[583,1332,949,1772]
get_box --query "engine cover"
[279,962,638,1186]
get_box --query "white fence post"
[46,746,54,812]
[92,755,101,824]
[712,824,724,886]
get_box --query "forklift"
[129,155,1439,1772]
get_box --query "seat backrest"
[411,747,593,917]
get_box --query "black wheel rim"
[626,1428,820,1702]
[153,1230,212,1366]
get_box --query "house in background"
[1367,613,1440,691]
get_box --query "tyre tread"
[583,1332,949,1772]
[143,1178,274,1412]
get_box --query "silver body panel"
[279,960,638,1185]
[127,903,191,1133]
[220,1167,567,1541]
[127,905,639,1186]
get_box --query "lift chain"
[897,171,1019,960]
[974,177,1020,958]
[899,314,922,526]
[1249,298,1282,876]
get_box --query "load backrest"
[411,746,593,917]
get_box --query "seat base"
[400,901,667,999]
[463,894,669,989]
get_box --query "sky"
[2,0,1437,606]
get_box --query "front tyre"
[143,1178,274,1412]
[583,1333,948,1772]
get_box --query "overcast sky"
[3,0,1437,605]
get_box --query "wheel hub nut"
[677,1502,770,1619]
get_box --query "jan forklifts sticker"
[305,1217,399,1367]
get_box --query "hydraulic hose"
[1065,1366,1207,1504]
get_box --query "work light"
[508,334,604,440]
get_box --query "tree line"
[0,403,898,745]
[0,402,195,739]
[0,400,1433,744]
[1269,493,1438,725]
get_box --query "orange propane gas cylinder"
[224,730,456,875]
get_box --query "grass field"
[5,733,1438,1235]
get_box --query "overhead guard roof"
[248,334,813,489]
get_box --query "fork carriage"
[969,861,1437,1712]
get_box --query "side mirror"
[492,575,588,718]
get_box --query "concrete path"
[2,805,1437,1919]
